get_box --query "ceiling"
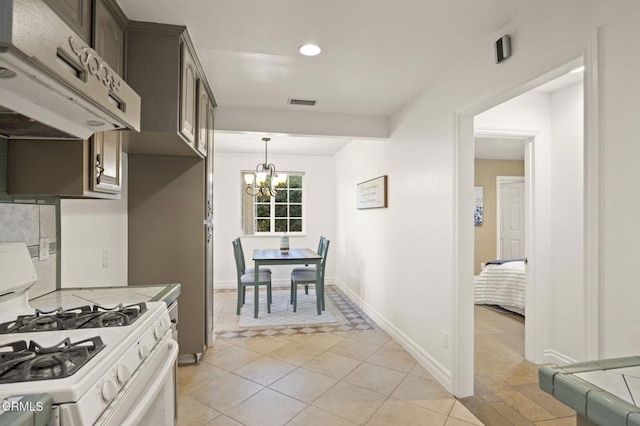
[118,0,532,118]
[215,132,353,157]
[475,137,525,160]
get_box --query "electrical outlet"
[441,331,448,349]
[39,238,49,260]
[102,250,109,268]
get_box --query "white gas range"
[0,243,178,426]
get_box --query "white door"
[498,178,525,259]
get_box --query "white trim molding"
[543,349,578,366]
[583,27,603,361]
[334,279,452,391]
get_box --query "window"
[241,172,304,235]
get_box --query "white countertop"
[576,366,640,406]
[30,286,171,310]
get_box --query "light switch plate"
[39,238,49,260]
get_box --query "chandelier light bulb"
[256,172,267,185]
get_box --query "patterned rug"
[216,285,379,339]
[238,289,339,327]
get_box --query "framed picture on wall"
[474,186,484,226]
[357,175,388,209]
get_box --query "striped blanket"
[474,260,526,310]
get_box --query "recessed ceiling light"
[299,44,321,56]
[570,66,585,74]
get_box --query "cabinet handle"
[96,154,104,184]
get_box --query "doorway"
[454,46,601,400]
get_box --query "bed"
[474,259,526,315]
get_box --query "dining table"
[252,248,323,317]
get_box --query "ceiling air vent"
[288,98,317,106]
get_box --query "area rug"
[216,285,379,339]
[238,289,338,327]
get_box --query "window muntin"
[241,172,304,235]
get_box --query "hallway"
[176,287,483,425]
[176,290,577,425]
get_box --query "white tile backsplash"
[0,202,58,297]
[31,253,57,299]
[0,204,40,245]
[39,204,57,242]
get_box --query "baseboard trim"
[333,278,452,391]
[543,349,577,365]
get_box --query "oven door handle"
[121,339,179,426]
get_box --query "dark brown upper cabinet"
[197,83,211,157]
[44,0,93,44]
[124,22,216,157]
[7,0,126,199]
[181,47,199,147]
[7,139,120,199]
[93,0,125,75]
[90,0,127,195]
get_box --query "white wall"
[335,0,640,392]
[549,82,584,361]
[60,154,128,287]
[213,152,336,287]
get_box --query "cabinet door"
[180,46,198,146]
[91,0,123,194]
[91,132,122,193]
[207,100,215,155]
[205,113,214,346]
[44,0,92,44]
[93,0,124,75]
[196,85,209,157]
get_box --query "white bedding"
[474,260,526,311]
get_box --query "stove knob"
[154,324,164,340]
[116,365,131,385]
[138,344,149,359]
[101,380,118,402]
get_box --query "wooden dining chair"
[290,238,330,315]
[290,236,326,297]
[233,239,272,318]
[235,238,272,275]
[234,238,272,305]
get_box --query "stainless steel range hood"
[0,0,141,139]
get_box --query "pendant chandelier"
[244,137,287,197]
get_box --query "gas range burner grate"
[0,303,147,334]
[0,337,104,383]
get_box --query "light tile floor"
[179,292,577,425]
[460,306,577,425]
[177,288,484,426]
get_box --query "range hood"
[0,0,141,139]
